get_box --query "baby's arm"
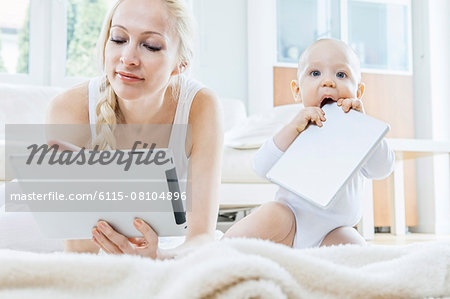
[253,107,326,177]
[360,139,395,179]
[253,137,284,177]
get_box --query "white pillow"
[0,83,64,128]
[220,98,247,132]
[225,103,303,149]
[0,83,64,181]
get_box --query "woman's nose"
[120,46,139,66]
[321,79,336,88]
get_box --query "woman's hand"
[157,233,215,260]
[92,219,159,258]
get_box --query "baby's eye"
[311,70,321,77]
[336,72,347,78]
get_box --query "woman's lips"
[116,72,144,82]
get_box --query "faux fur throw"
[0,238,449,298]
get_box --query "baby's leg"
[223,201,296,247]
[320,226,366,247]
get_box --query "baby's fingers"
[341,99,353,113]
[352,100,363,112]
[310,112,324,127]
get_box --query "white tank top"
[87,75,205,189]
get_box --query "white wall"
[411,0,450,234]
[191,0,248,108]
[428,0,450,235]
[247,0,276,115]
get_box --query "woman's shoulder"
[46,81,90,124]
[189,87,223,126]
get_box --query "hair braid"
[92,76,119,150]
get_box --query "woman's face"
[105,0,180,101]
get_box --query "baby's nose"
[321,80,336,88]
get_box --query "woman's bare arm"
[46,82,99,253]
[184,88,223,244]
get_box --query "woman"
[46,0,223,258]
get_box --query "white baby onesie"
[253,137,394,249]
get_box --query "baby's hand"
[293,107,326,133]
[337,98,364,113]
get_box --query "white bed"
[1,238,449,298]
[2,84,450,299]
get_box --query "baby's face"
[295,40,363,108]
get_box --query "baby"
[224,39,395,248]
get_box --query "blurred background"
[0,0,449,234]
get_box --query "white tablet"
[266,102,389,208]
[7,148,188,239]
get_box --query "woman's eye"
[143,44,162,52]
[311,70,321,77]
[336,72,347,78]
[110,38,125,44]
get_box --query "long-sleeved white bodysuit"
[253,137,395,248]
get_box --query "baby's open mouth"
[320,97,335,108]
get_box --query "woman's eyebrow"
[111,24,164,37]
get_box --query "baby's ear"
[357,82,365,99]
[290,80,301,103]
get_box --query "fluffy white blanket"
[1,238,449,299]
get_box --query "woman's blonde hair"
[92,0,195,149]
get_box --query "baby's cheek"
[342,85,358,99]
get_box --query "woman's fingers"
[134,219,158,248]
[91,220,160,258]
[95,221,135,254]
[128,237,148,248]
[133,219,159,257]
[92,228,122,254]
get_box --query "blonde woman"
[46,0,223,258]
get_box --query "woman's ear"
[357,82,365,99]
[290,80,302,103]
[171,62,188,76]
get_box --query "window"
[0,0,30,74]
[276,0,412,73]
[348,0,410,71]
[65,0,111,78]
[277,0,340,63]
[0,0,113,86]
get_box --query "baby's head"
[291,39,365,108]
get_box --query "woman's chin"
[113,88,141,102]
